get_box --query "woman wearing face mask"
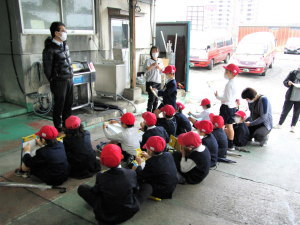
[144,46,164,112]
[241,87,273,147]
[43,21,73,135]
[274,67,300,133]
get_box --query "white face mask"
[247,99,254,103]
[60,32,67,41]
[224,74,230,80]
[152,52,159,58]
[234,117,242,124]
[200,135,205,139]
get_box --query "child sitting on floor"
[140,111,169,150]
[174,102,192,135]
[210,114,228,158]
[78,144,152,224]
[172,131,211,184]
[233,110,250,147]
[17,125,69,186]
[63,115,100,179]
[188,98,211,124]
[194,120,219,167]
[133,136,178,199]
[156,104,177,137]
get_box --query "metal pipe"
[160,31,167,52]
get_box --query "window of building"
[186,6,204,31]
[111,19,129,49]
[19,0,95,34]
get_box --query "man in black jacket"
[43,21,73,132]
[275,68,300,133]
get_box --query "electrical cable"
[5,0,25,94]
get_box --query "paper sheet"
[293,83,300,88]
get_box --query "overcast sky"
[156,0,300,26]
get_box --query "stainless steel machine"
[71,61,96,110]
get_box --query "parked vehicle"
[284,37,300,54]
[229,32,276,76]
[189,30,234,70]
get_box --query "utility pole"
[129,0,137,88]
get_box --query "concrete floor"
[1,53,300,225]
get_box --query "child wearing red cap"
[194,120,219,167]
[153,65,177,115]
[63,116,100,179]
[188,98,211,124]
[214,63,240,150]
[140,112,170,150]
[173,131,211,184]
[233,110,250,147]
[103,113,141,161]
[210,114,228,158]
[78,144,152,224]
[133,136,178,199]
[18,125,69,185]
[156,104,177,137]
[174,102,192,135]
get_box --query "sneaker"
[290,126,295,133]
[14,168,30,178]
[227,147,236,151]
[259,140,268,147]
[274,124,282,129]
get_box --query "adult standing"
[241,87,273,146]
[275,67,300,133]
[144,46,164,112]
[43,22,73,133]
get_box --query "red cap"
[162,65,176,74]
[235,110,247,120]
[178,131,202,148]
[35,125,58,140]
[200,98,211,106]
[210,115,224,128]
[142,112,157,126]
[176,102,185,110]
[161,104,176,116]
[143,136,166,152]
[223,63,240,76]
[101,144,123,168]
[120,113,135,125]
[194,120,213,134]
[65,115,81,129]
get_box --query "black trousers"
[279,100,300,126]
[146,82,161,112]
[50,79,73,131]
[77,183,152,210]
[248,124,270,143]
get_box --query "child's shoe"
[290,126,295,133]
[14,168,30,178]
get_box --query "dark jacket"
[63,130,101,179]
[177,147,211,184]
[42,37,73,82]
[212,128,228,158]
[136,152,178,199]
[141,126,170,151]
[91,168,140,224]
[156,117,177,137]
[202,134,219,167]
[22,141,69,186]
[158,79,177,109]
[174,112,192,136]
[233,123,250,147]
[284,70,300,100]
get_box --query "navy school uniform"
[141,126,170,151]
[174,112,192,136]
[63,130,101,179]
[233,123,250,147]
[156,117,177,137]
[202,134,219,167]
[158,79,177,109]
[79,168,141,224]
[212,128,228,158]
[173,145,211,184]
[22,141,69,186]
[135,152,178,199]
